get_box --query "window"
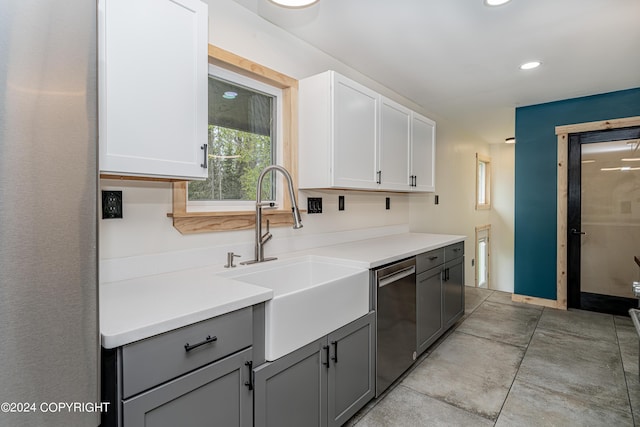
[170,46,299,234]
[476,153,491,209]
[188,65,282,211]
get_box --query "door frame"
[553,116,640,310]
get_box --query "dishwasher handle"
[378,265,416,288]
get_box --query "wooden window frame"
[168,46,299,234]
[475,153,491,210]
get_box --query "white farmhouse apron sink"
[220,256,369,361]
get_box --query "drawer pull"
[331,341,338,363]
[184,335,217,352]
[323,345,330,368]
[428,255,439,261]
[244,361,254,391]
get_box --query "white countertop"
[304,232,465,268]
[100,266,272,349]
[100,232,465,349]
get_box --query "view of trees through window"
[188,125,273,201]
[188,72,276,203]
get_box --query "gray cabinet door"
[416,267,443,355]
[327,311,375,427]
[443,257,465,329]
[122,347,253,427]
[254,337,327,427]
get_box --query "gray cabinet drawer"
[122,307,252,398]
[445,242,464,261]
[416,248,444,273]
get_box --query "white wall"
[100,0,514,289]
[489,143,515,292]
[408,120,492,287]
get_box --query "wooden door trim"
[552,116,640,310]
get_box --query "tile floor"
[347,287,640,426]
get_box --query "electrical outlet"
[338,196,345,211]
[102,190,123,219]
[307,197,322,214]
[385,197,390,210]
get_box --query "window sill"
[167,209,297,234]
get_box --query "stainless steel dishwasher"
[375,257,416,396]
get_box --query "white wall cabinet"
[299,71,436,192]
[410,113,436,192]
[98,0,208,180]
[299,71,379,190]
[379,97,411,191]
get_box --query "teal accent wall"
[514,88,640,300]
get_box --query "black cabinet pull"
[428,255,438,261]
[376,171,382,184]
[244,361,253,390]
[413,175,417,187]
[184,335,217,352]
[331,341,338,363]
[322,345,330,368]
[200,144,208,169]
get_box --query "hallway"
[349,287,639,426]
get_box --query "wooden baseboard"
[512,293,566,310]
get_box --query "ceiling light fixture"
[484,0,511,6]
[622,158,640,162]
[582,159,596,164]
[520,61,541,70]
[268,0,319,8]
[505,137,515,144]
[222,91,238,99]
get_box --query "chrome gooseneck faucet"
[242,165,302,265]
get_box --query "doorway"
[475,225,491,289]
[567,126,640,315]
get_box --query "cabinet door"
[99,0,208,179]
[332,74,379,189]
[254,338,327,427]
[416,268,443,355]
[379,98,411,191]
[443,257,465,329]
[410,113,436,192]
[327,312,375,427]
[122,348,252,427]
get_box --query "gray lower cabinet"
[123,348,253,427]
[103,307,255,427]
[443,256,464,329]
[254,311,375,427]
[416,266,443,354]
[416,242,464,355]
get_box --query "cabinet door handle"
[200,144,208,169]
[331,341,338,363]
[244,361,254,390]
[184,335,217,352]
[376,171,382,184]
[428,255,438,261]
[322,345,330,368]
[413,175,417,187]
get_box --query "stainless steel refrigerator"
[0,1,99,426]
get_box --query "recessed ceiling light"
[622,158,640,162]
[505,137,515,144]
[269,0,319,8]
[520,61,541,70]
[484,0,511,6]
[222,91,238,99]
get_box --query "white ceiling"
[230,0,640,144]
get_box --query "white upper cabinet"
[299,70,436,192]
[98,0,208,180]
[299,71,379,190]
[379,97,411,190]
[410,113,436,192]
